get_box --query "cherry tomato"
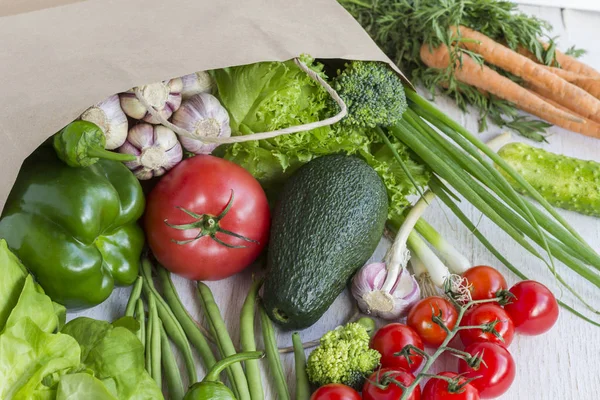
[407,297,458,347]
[459,303,514,347]
[145,155,270,281]
[504,280,559,335]
[462,266,507,301]
[310,384,361,400]
[371,323,424,372]
[363,368,421,400]
[458,342,516,399]
[422,372,480,400]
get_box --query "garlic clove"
[118,123,183,180]
[171,93,231,154]
[119,78,183,124]
[80,94,128,149]
[352,262,421,320]
[181,71,214,99]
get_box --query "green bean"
[125,276,143,317]
[160,323,185,400]
[259,304,290,400]
[141,259,197,383]
[156,266,217,370]
[240,280,264,400]
[145,295,153,376]
[292,332,310,400]
[197,283,239,399]
[197,282,251,400]
[135,298,146,348]
[148,294,162,385]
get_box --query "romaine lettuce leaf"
[61,317,163,400]
[0,239,28,329]
[57,373,117,400]
[0,318,81,400]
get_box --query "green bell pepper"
[0,147,145,308]
[53,120,136,167]
[184,352,264,400]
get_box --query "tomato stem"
[164,189,260,248]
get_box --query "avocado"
[262,154,388,329]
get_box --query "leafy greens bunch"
[211,56,429,221]
[0,240,163,400]
[338,0,584,141]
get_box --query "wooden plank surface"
[70,5,600,399]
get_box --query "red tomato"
[363,368,421,400]
[504,280,559,335]
[462,266,507,301]
[422,372,480,400]
[371,323,425,372]
[145,155,270,281]
[458,342,516,399]
[310,384,361,400]
[459,303,514,347]
[407,297,458,347]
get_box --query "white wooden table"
[71,5,600,399]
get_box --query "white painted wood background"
[71,5,600,399]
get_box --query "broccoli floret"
[306,320,381,390]
[332,61,407,128]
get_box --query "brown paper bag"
[0,0,408,210]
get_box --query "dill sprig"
[339,0,582,142]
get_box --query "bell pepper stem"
[203,351,264,383]
[88,147,137,162]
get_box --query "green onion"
[430,179,600,327]
[415,218,470,275]
[376,89,600,323]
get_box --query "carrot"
[451,25,600,124]
[516,45,600,80]
[526,86,600,138]
[541,66,600,100]
[419,44,584,128]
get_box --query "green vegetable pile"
[213,57,429,221]
[0,240,162,399]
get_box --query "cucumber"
[497,142,600,217]
[262,155,388,329]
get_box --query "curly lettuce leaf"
[212,59,429,216]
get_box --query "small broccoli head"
[306,321,381,390]
[332,61,407,129]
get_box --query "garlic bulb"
[352,262,420,320]
[118,123,183,180]
[181,71,214,99]
[80,94,128,149]
[171,93,231,154]
[119,78,183,124]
